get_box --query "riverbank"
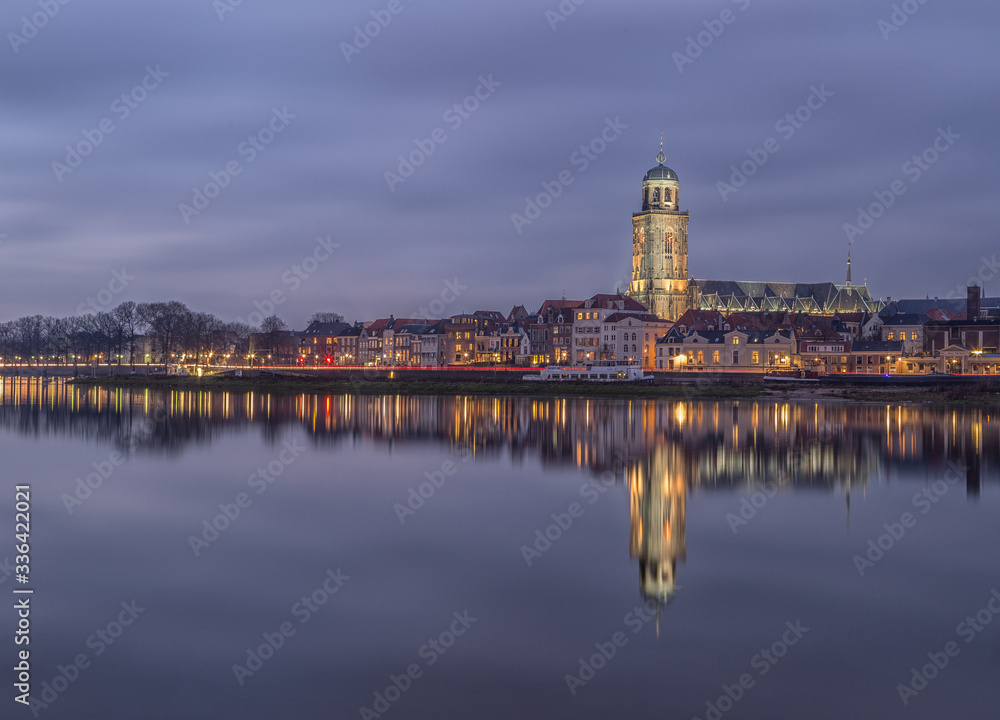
[66,375,762,398]
[62,374,1000,405]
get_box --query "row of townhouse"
[656,325,912,374]
[300,318,445,366]
[655,308,860,372]
[874,287,1000,374]
[293,294,673,368]
[290,286,1000,374]
[656,327,797,371]
[569,295,670,368]
[655,287,1000,375]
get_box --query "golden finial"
[656,132,666,165]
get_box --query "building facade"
[572,294,650,364]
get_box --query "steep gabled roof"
[536,299,583,315]
[303,321,349,337]
[882,313,928,327]
[582,294,648,312]
[674,309,723,332]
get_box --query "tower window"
[652,189,659,203]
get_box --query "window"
[713,350,720,364]
[887,331,894,340]
[733,336,740,344]
[697,351,704,364]
[752,351,759,364]
[732,351,739,364]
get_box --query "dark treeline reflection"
[3,377,997,605]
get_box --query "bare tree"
[112,301,141,365]
[309,311,345,324]
[0,322,15,362]
[225,321,253,362]
[138,301,191,367]
[14,315,45,364]
[257,315,288,364]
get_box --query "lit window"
[713,350,720,364]
[752,351,759,364]
[887,332,894,340]
[733,336,740,344]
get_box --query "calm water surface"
[0,378,998,719]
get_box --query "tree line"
[0,302,340,365]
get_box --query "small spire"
[846,245,852,286]
[656,132,666,165]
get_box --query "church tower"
[627,141,691,321]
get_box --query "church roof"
[643,165,678,182]
[692,279,881,314]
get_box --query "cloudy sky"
[2,0,997,327]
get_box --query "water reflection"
[629,445,686,605]
[2,377,996,603]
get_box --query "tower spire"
[656,132,666,165]
[846,244,852,286]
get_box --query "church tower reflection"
[628,444,686,605]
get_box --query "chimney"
[967,285,981,320]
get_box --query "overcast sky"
[2,0,997,327]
